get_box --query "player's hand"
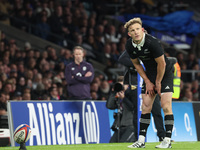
[85,71,92,77]
[155,82,161,97]
[145,80,155,97]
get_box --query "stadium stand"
[0,1,200,135]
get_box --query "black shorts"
[141,69,174,94]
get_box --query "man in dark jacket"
[65,46,94,100]
[106,76,137,143]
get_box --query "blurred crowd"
[0,0,200,116]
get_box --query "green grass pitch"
[1,142,200,150]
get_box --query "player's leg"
[128,94,156,148]
[161,92,174,140]
[156,92,173,148]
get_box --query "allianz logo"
[27,102,99,146]
[82,101,99,144]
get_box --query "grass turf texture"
[1,142,200,150]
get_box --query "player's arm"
[131,58,155,96]
[75,64,94,83]
[155,54,166,96]
[65,65,81,85]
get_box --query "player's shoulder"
[66,61,75,67]
[83,61,93,67]
[145,33,161,45]
[125,38,133,50]
[145,33,158,41]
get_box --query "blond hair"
[124,17,142,29]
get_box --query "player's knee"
[162,105,172,114]
[142,103,152,112]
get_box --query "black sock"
[139,113,151,137]
[164,115,174,138]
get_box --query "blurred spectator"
[0,41,6,56]
[32,82,45,100]
[65,46,94,100]
[90,91,98,100]
[0,0,12,25]
[191,80,200,101]
[26,79,33,90]
[0,92,7,115]
[32,73,43,90]
[10,63,17,72]
[100,43,113,66]
[40,51,48,61]
[185,53,198,82]
[118,24,127,38]
[99,80,111,100]
[59,49,73,66]
[25,7,36,29]
[119,0,137,14]
[48,0,55,14]
[35,1,51,18]
[56,82,67,100]
[9,69,18,79]
[110,42,120,63]
[179,62,188,83]
[2,82,13,95]
[12,91,22,100]
[22,92,31,100]
[48,5,69,46]
[180,82,192,101]
[47,47,58,62]
[42,93,51,100]
[176,52,185,67]
[186,53,198,70]
[155,2,168,16]
[24,69,34,81]
[192,63,200,80]
[63,14,75,41]
[11,8,28,32]
[83,35,96,52]
[90,81,100,100]
[27,57,37,70]
[42,77,52,92]
[95,24,104,36]
[15,76,26,93]
[34,49,41,60]
[34,14,50,40]
[105,25,121,43]
[181,90,193,102]
[93,33,104,56]
[23,86,32,96]
[72,7,82,28]
[93,76,102,87]
[0,80,2,91]
[49,86,59,100]
[24,42,32,51]
[17,63,25,78]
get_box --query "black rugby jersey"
[126,34,173,80]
